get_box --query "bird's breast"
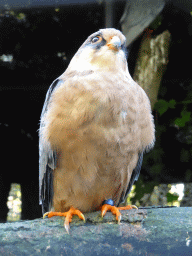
[44,74,141,212]
[44,72,138,149]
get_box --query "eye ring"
[91,36,102,43]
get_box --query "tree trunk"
[133,30,171,109]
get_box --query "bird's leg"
[101,199,137,224]
[43,206,85,233]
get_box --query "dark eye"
[91,36,101,43]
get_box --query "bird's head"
[66,28,128,74]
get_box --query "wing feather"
[39,79,61,213]
[118,152,143,205]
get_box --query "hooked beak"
[107,36,121,51]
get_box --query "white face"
[67,29,128,74]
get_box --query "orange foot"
[101,200,137,224]
[43,206,85,233]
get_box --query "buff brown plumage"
[39,28,155,233]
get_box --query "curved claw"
[101,204,121,222]
[43,212,49,219]
[117,213,121,224]
[64,207,85,233]
[64,220,70,234]
[101,207,107,218]
[42,207,85,233]
[80,213,86,222]
[118,204,138,210]
[101,203,138,224]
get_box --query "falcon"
[39,28,155,233]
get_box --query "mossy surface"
[0,207,192,255]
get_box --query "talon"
[101,200,138,224]
[64,220,70,234]
[101,204,111,218]
[80,213,86,222]
[101,204,121,222]
[43,212,49,219]
[43,207,85,233]
[101,210,105,218]
[117,214,121,224]
[118,205,138,210]
[101,211,105,218]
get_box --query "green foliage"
[150,163,164,175]
[155,99,192,128]
[180,148,190,162]
[174,110,191,127]
[130,178,157,205]
[154,99,176,116]
[185,169,192,182]
[166,192,179,203]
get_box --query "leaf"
[168,99,176,109]
[166,192,179,203]
[154,99,169,116]
[174,111,191,127]
[174,118,184,127]
[154,99,176,116]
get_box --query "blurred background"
[0,0,192,222]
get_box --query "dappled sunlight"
[6,183,185,221]
[7,183,21,222]
[127,183,184,207]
